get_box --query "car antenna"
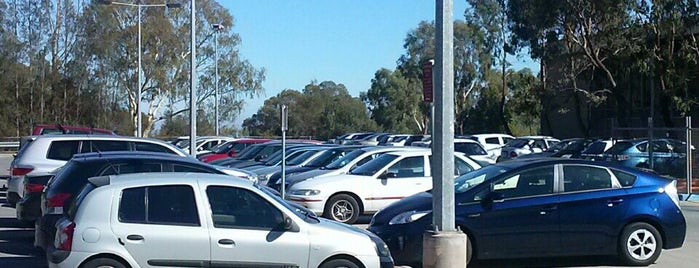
[92,142,119,175]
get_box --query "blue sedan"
[368,158,686,266]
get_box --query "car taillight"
[510,151,518,157]
[662,180,681,208]
[25,183,45,194]
[11,167,33,176]
[56,221,75,251]
[46,193,72,214]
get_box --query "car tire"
[82,257,127,268]
[323,194,360,224]
[618,222,663,266]
[319,258,360,268]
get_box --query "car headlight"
[289,189,320,196]
[369,235,391,258]
[389,210,430,225]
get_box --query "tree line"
[1,1,697,140]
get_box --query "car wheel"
[323,194,360,224]
[618,222,663,266]
[82,257,127,268]
[319,258,360,268]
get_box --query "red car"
[198,138,271,162]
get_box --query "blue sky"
[221,1,538,127]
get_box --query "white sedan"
[286,148,481,224]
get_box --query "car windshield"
[349,154,398,176]
[455,143,487,155]
[287,150,318,165]
[454,164,512,194]
[211,142,234,153]
[305,149,346,168]
[506,138,530,148]
[324,149,365,169]
[236,144,266,160]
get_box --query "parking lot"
[2,153,699,268]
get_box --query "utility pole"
[423,0,468,267]
[189,0,197,156]
[212,23,224,136]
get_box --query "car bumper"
[286,196,326,214]
[16,193,41,222]
[367,223,426,266]
[47,246,90,268]
[36,214,63,250]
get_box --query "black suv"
[34,151,228,252]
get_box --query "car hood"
[286,168,334,181]
[371,191,434,226]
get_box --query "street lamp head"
[212,24,225,30]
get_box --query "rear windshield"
[605,141,635,154]
[47,161,101,195]
[506,139,529,148]
[68,182,97,220]
[582,141,609,154]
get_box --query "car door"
[368,155,428,212]
[111,185,210,267]
[205,185,310,267]
[460,165,559,259]
[557,164,629,255]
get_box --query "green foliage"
[243,82,377,140]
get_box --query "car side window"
[485,138,498,145]
[387,156,425,178]
[454,157,474,176]
[206,186,284,230]
[85,140,129,153]
[118,185,200,226]
[611,169,637,187]
[47,140,80,161]
[135,142,175,154]
[563,165,614,192]
[490,166,554,199]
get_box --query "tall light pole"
[189,0,197,156]
[212,23,224,136]
[97,0,181,137]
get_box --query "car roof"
[92,172,252,189]
[71,151,193,162]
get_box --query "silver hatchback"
[49,173,394,268]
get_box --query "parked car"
[378,134,426,146]
[6,135,187,206]
[263,146,365,188]
[15,171,55,224]
[412,138,495,165]
[593,138,690,177]
[35,151,231,252]
[368,158,686,266]
[580,139,618,160]
[286,148,481,224]
[48,173,394,268]
[269,146,417,192]
[465,133,515,159]
[497,136,560,162]
[177,136,238,153]
[32,124,116,135]
[515,138,597,160]
[197,138,271,162]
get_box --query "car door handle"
[218,239,236,245]
[126,235,144,241]
[607,198,624,207]
[539,205,558,215]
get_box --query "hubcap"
[331,200,354,222]
[627,229,657,261]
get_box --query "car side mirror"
[379,171,397,180]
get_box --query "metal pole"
[281,105,288,199]
[189,0,197,156]
[687,116,692,197]
[648,117,654,169]
[137,4,142,137]
[423,0,468,267]
[214,28,219,136]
